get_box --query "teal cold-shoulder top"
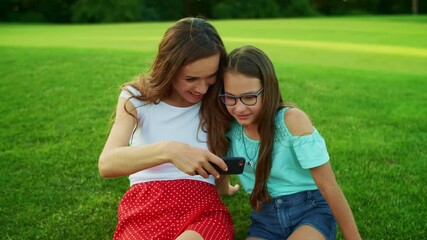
[226,107,330,197]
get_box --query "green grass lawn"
[1,15,426,239]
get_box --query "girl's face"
[168,54,220,107]
[223,71,263,128]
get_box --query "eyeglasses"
[219,88,264,106]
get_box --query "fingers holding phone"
[196,157,246,176]
[196,153,228,178]
[168,143,227,178]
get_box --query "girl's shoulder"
[226,121,243,141]
[281,107,313,137]
[274,107,314,141]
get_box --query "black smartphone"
[211,157,246,175]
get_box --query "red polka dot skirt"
[113,179,235,240]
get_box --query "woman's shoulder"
[120,85,142,98]
[117,85,150,119]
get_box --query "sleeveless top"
[119,86,215,186]
[227,107,330,197]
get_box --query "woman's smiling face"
[167,54,220,107]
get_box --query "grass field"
[1,15,426,239]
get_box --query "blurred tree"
[212,0,280,19]
[39,0,75,22]
[313,0,366,15]
[144,0,183,20]
[377,0,412,14]
[0,0,425,23]
[412,0,418,14]
[313,0,426,15]
[356,0,381,13]
[212,1,233,18]
[0,0,46,22]
[183,0,213,18]
[71,0,143,23]
[277,0,318,17]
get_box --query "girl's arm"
[310,163,361,240]
[98,98,227,179]
[285,108,361,239]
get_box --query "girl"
[98,18,237,240]
[206,45,361,240]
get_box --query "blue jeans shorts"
[248,190,336,240]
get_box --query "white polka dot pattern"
[113,179,235,240]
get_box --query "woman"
[98,18,237,240]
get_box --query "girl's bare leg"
[287,225,326,240]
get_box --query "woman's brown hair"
[205,45,293,211]
[122,17,227,128]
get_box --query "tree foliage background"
[0,0,425,23]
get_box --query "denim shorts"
[247,190,336,240]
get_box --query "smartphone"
[212,157,246,175]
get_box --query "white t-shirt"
[119,86,215,186]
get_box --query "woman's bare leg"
[176,230,204,240]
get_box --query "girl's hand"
[224,183,240,196]
[215,175,240,196]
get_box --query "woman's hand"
[167,142,228,179]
